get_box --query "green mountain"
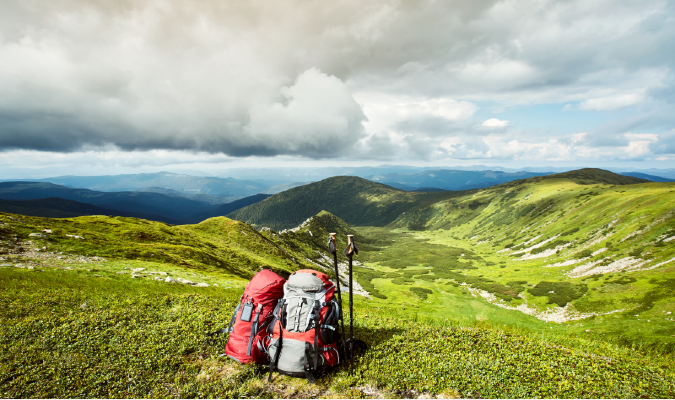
[227,176,459,230]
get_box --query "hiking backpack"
[267,269,341,383]
[220,269,286,364]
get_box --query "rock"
[131,274,144,278]
[43,229,52,234]
[667,312,672,315]
[131,268,146,273]
[80,302,87,309]
[153,276,163,281]
[194,283,210,287]
[212,283,219,287]
[66,234,84,239]
[15,264,24,268]
[176,277,195,285]
[147,271,167,275]
[27,266,34,270]
[116,271,126,274]
[165,277,176,283]
[29,233,45,238]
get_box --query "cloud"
[0,0,674,165]
[242,68,366,158]
[578,92,646,111]
[482,118,509,127]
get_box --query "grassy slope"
[227,176,459,231]
[2,267,673,398]
[3,169,675,398]
[0,213,324,279]
[347,169,675,350]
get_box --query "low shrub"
[528,281,588,306]
[409,287,433,300]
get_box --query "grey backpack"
[267,269,341,383]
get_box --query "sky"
[1,0,674,178]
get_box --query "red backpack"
[266,269,341,383]
[218,269,286,364]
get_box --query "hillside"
[0,212,328,279]
[346,168,675,348]
[2,206,675,398]
[227,176,459,230]
[2,168,675,397]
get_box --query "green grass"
[2,170,675,397]
[2,268,674,398]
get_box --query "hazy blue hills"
[0,182,216,217]
[135,187,239,205]
[0,182,274,224]
[621,172,675,182]
[367,169,552,191]
[6,172,273,198]
[0,197,179,223]
[188,194,272,222]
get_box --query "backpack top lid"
[285,269,333,299]
[243,269,286,304]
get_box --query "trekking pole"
[328,233,347,357]
[344,234,357,376]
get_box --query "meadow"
[2,170,675,398]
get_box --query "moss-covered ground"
[2,267,674,398]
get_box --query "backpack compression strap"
[246,303,263,356]
[304,343,316,384]
[267,303,285,383]
[313,300,320,370]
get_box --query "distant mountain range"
[216,165,675,182]
[1,168,671,226]
[369,170,552,191]
[0,182,268,224]
[0,197,180,223]
[228,169,649,230]
[5,172,275,198]
[620,172,675,182]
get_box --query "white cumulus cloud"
[482,118,509,127]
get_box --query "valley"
[1,168,674,398]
